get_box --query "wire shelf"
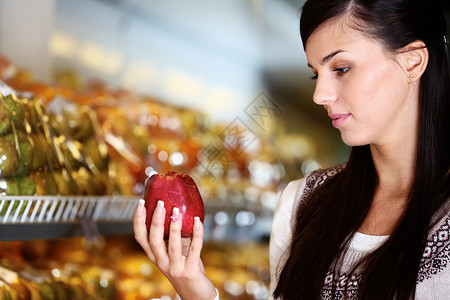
[0,196,140,224]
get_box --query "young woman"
[134,0,450,299]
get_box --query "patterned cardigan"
[268,167,450,299]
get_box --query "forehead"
[305,17,384,65]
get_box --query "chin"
[340,133,368,147]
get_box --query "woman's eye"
[310,67,348,80]
[334,67,349,76]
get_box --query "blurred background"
[0,1,449,299]
[1,0,351,167]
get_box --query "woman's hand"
[134,199,218,300]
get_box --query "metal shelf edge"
[0,221,134,241]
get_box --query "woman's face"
[305,17,418,147]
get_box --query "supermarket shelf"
[0,196,274,241]
[0,196,139,224]
[0,195,139,241]
[204,200,274,217]
[0,221,134,241]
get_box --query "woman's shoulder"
[300,164,345,201]
[416,198,450,295]
[308,164,346,184]
[274,164,346,219]
[268,164,346,290]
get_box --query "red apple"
[144,171,205,240]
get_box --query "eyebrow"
[307,49,346,68]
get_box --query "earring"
[410,74,414,78]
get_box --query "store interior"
[0,0,449,299]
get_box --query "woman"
[134,0,450,299]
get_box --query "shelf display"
[0,237,270,300]
[0,196,137,224]
[0,54,289,223]
[0,195,138,241]
[0,54,298,299]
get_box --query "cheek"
[345,62,403,113]
[359,63,389,94]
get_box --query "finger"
[185,216,204,268]
[148,200,169,267]
[167,207,183,269]
[181,238,191,257]
[133,199,156,261]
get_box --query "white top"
[349,232,389,253]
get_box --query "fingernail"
[155,200,164,217]
[170,207,179,223]
[194,216,201,230]
[137,199,145,216]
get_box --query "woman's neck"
[369,122,418,196]
[358,141,417,236]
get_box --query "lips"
[329,113,351,128]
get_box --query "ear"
[398,40,429,82]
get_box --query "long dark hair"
[273,0,450,299]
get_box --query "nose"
[312,77,338,105]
